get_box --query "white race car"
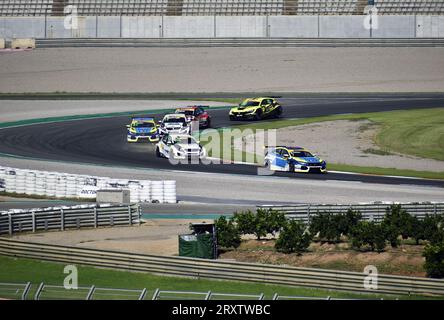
[158,114,191,136]
[155,133,206,160]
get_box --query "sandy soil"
[220,239,426,277]
[1,47,444,93]
[235,119,444,172]
[12,219,211,256]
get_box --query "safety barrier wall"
[0,238,443,296]
[0,166,177,204]
[0,204,141,235]
[1,15,443,39]
[259,202,444,223]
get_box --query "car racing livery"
[175,106,212,128]
[229,97,282,121]
[158,114,191,136]
[126,117,160,143]
[264,146,327,173]
[155,133,206,160]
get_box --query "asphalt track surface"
[0,94,443,188]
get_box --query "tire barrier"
[0,166,177,204]
[259,202,444,223]
[0,238,443,296]
[0,204,141,235]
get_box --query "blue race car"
[126,117,160,143]
[264,146,327,173]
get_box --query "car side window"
[281,149,289,157]
[260,100,267,106]
[162,135,169,143]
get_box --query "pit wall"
[0,15,443,39]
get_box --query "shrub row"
[215,205,444,278]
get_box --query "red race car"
[174,106,212,128]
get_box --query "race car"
[175,106,211,128]
[155,133,206,160]
[158,114,191,136]
[126,117,160,143]
[264,146,327,173]
[229,97,282,121]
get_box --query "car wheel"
[155,147,162,158]
[275,106,283,118]
[254,109,263,121]
[289,162,295,172]
[229,115,236,121]
[206,118,211,128]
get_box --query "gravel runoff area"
[1,47,444,93]
[0,100,228,123]
[235,120,444,173]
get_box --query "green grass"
[0,255,406,300]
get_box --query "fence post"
[8,213,12,235]
[22,282,32,300]
[86,285,96,300]
[94,207,98,228]
[272,293,279,300]
[60,208,64,231]
[34,282,45,300]
[128,205,132,226]
[32,211,36,232]
[152,288,160,300]
[434,203,437,215]
[138,288,147,300]
[205,290,212,300]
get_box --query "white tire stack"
[45,173,57,197]
[150,181,164,203]
[35,172,47,196]
[65,175,77,197]
[15,170,26,194]
[163,180,177,204]
[55,175,67,198]
[139,181,151,202]
[24,171,36,195]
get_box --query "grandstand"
[0,0,443,16]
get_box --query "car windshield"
[133,121,154,128]
[164,117,186,124]
[291,151,314,158]
[173,136,197,144]
[176,110,194,116]
[240,101,260,107]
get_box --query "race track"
[0,94,443,187]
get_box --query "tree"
[310,212,341,243]
[233,210,257,237]
[349,221,386,253]
[215,216,241,249]
[423,243,444,278]
[381,204,413,247]
[337,209,362,237]
[275,220,312,254]
[233,209,287,240]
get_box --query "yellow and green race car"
[229,97,283,121]
[126,117,160,143]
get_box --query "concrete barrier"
[163,16,214,38]
[319,15,370,38]
[0,38,4,49]
[269,16,319,38]
[11,38,35,49]
[97,190,131,204]
[416,16,444,38]
[215,16,266,38]
[122,16,162,38]
[372,15,415,38]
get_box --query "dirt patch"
[12,219,209,256]
[235,120,444,172]
[220,239,426,277]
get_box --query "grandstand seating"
[0,0,443,16]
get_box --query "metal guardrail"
[35,38,444,48]
[259,202,444,223]
[2,281,364,300]
[0,238,443,296]
[0,204,141,235]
